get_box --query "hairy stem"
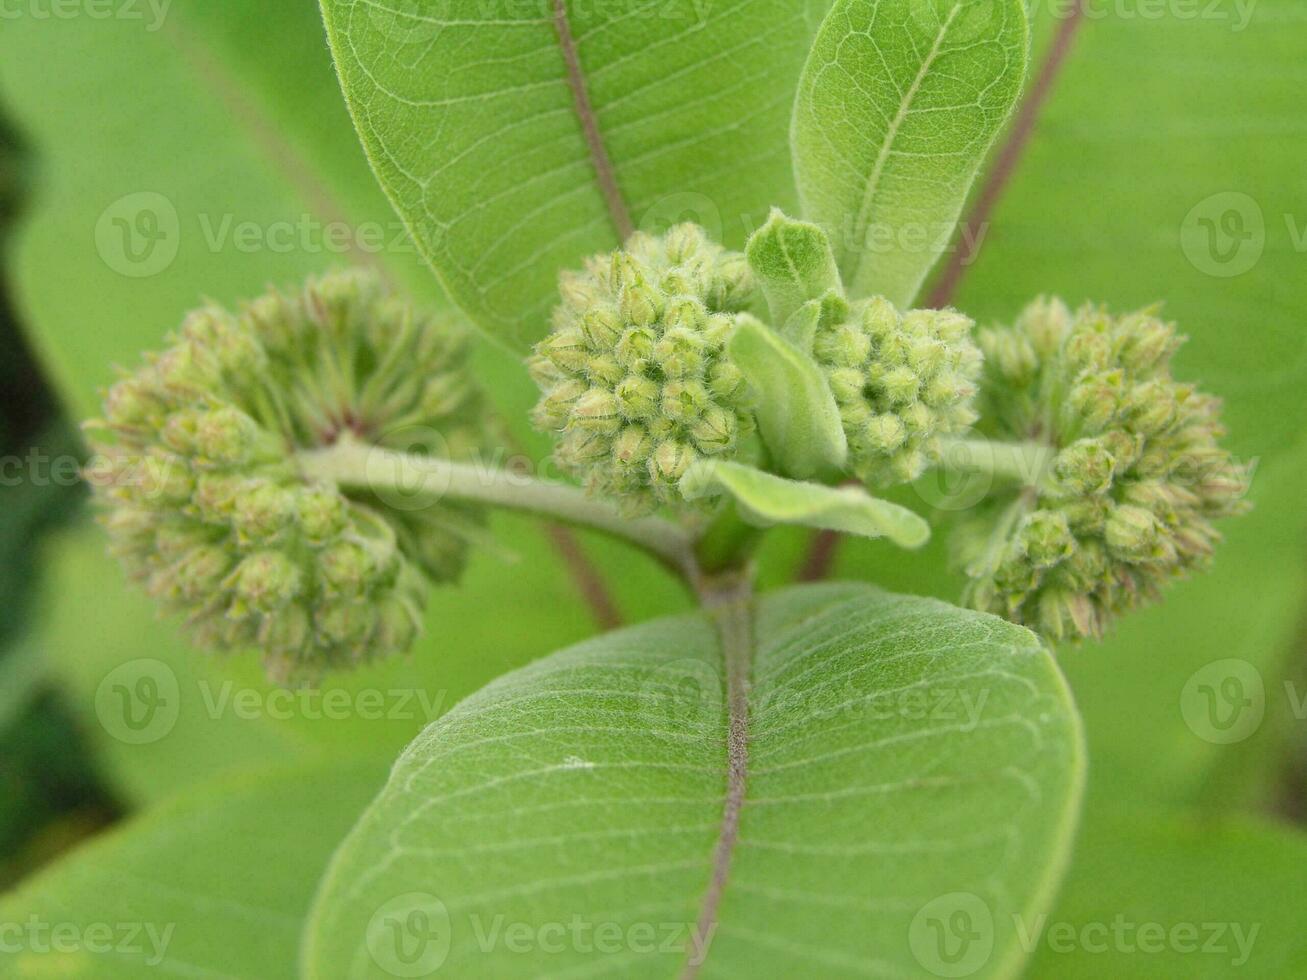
[694,503,766,577]
[297,438,695,577]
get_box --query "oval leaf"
[305,584,1084,978]
[792,0,1029,307]
[682,459,930,549]
[321,0,837,351]
[746,208,844,329]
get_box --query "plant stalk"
[297,438,696,577]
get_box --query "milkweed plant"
[72,0,1257,975]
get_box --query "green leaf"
[683,459,929,549]
[728,315,847,478]
[792,0,1029,307]
[305,583,1084,977]
[1026,806,1307,977]
[0,755,386,978]
[319,0,835,351]
[745,208,844,329]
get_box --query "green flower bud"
[957,300,1250,642]
[813,297,981,487]
[231,480,294,542]
[296,486,348,544]
[228,551,302,614]
[86,269,496,682]
[1053,440,1115,496]
[530,225,758,514]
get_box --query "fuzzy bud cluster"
[955,298,1251,641]
[86,270,491,682]
[529,224,757,514]
[813,297,981,486]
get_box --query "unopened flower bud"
[957,299,1249,642]
[86,270,496,681]
[530,225,757,513]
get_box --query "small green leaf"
[792,0,1029,307]
[305,584,1084,978]
[0,756,387,978]
[746,208,844,329]
[683,460,930,549]
[728,315,847,478]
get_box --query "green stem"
[297,438,696,577]
[694,503,765,577]
[938,437,1055,488]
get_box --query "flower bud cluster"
[529,224,757,514]
[955,298,1251,641]
[813,297,981,485]
[86,270,491,681]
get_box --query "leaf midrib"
[681,579,755,978]
[847,2,963,292]
[550,0,633,241]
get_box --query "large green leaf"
[0,756,386,979]
[305,583,1083,977]
[320,0,833,351]
[792,0,1029,307]
[1026,807,1307,978]
[832,0,1307,810]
